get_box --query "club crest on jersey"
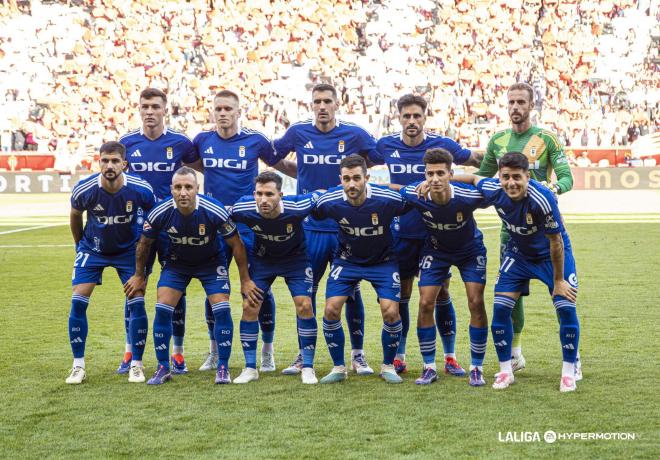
[286,223,293,233]
[526,213,533,225]
[199,224,206,236]
[239,146,246,157]
[371,213,379,225]
[338,140,345,153]
[456,212,463,222]
[126,201,133,213]
[530,147,537,157]
[166,147,173,159]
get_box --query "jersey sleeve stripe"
[527,187,551,214]
[118,129,140,141]
[147,199,174,221]
[316,190,344,206]
[71,177,99,200]
[126,176,154,193]
[199,197,230,218]
[371,189,403,201]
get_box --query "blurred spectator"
[0,0,657,150]
[576,151,592,168]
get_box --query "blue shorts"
[495,249,578,296]
[394,236,425,279]
[71,249,135,286]
[251,256,313,298]
[418,246,487,287]
[326,259,400,302]
[304,229,338,285]
[158,263,231,296]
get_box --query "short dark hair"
[339,154,367,174]
[498,152,529,171]
[139,88,167,103]
[173,166,198,182]
[215,90,240,103]
[508,83,534,103]
[255,171,283,191]
[312,83,337,99]
[397,94,427,113]
[423,148,453,168]
[99,141,126,159]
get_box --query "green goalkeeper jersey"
[477,126,573,194]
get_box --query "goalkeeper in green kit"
[478,82,581,380]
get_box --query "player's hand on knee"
[415,181,430,199]
[553,280,577,303]
[123,275,146,298]
[241,280,263,306]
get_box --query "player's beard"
[103,170,119,182]
[510,111,528,125]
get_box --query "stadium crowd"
[0,0,658,163]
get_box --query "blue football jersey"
[313,184,408,265]
[192,128,280,206]
[372,132,472,239]
[142,194,237,268]
[230,193,317,259]
[477,178,572,260]
[120,127,196,200]
[273,119,377,232]
[71,173,156,255]
[401,182,486,256]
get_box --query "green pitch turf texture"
[0,215,658,459]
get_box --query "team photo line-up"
[66,82,581,392]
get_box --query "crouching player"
[66,141,156,384]
[124,166,262,385]
[455,152,580,392]
[314,155,409,384]
[397,148,489,386]
[230,171,319,384]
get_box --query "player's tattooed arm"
[224,233,263,306]
[547,233,576,302]
[462,151,484,168]
[123,235,154,298]
[70,208,84,247]
[272,159,297,178]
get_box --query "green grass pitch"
[0,217,658,458]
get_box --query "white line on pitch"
[0,244,72,248]
[0,224,65,235]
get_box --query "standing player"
[66,141,156,384]
[477,83,575,375]
[395,149,489,386]
[273,83,378,375]
[119,88,197,375]
[230,172,319,384]
[191,90,296,373]
[455,152,580,392]
[314,155,408,384]
[371,94,483,375]
[124,167,261,385]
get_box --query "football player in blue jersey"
[273,84,378,376]
[230,171,319,384]
[394,148,489,386]
[119,88,197,375]
[66,142,156,384]
[371,94,482,376]
[313,155,409,384]
[191,90,296,373]
[124,167,262,385]
[453,152,580,392]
